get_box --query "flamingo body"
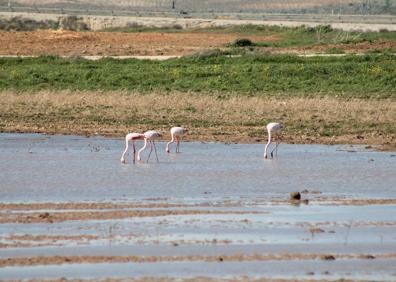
[120,132,145,164]
[166,126,189,153]
[264,122,284,159]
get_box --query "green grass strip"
[0,54,395,98]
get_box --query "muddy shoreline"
[2,92,395,151]
[2,253,396,267]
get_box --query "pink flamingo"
[166,127,189,153]
[137,130,162,163]
[264,122,284,159]
[120,132,145,164]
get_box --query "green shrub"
[230,38,255,47]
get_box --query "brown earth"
[0,29,394,57]
[0,30,279,56]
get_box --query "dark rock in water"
[321,255,336,261]
[361,254,376,259]
[290,191,301,200]
[39,212,50,218]
[306,272,315,275]
[301,189,309,194]
[301,199,309,205]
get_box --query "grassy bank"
[1,91,395,149]
[0,54,396,98]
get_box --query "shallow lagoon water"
[0,133,396,281]
[0,133,395,202]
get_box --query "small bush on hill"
[229,38,255,47]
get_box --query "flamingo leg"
[176,136,180,153]
[147,141,153,163]
[153,141,159,162]
[271,142,280,158]
[270,144,274,158]
[137,138,148,162]
[132,142,136,164]
[271,134,282,157]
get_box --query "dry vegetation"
[1,91,395,149]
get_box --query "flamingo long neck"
[137,138,148,160]
[264,130,272,156]
[166,135,175,151]
[121,138,129,159]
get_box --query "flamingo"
[120,132,145,164]
[137,130,162,163]
[264,122,284,159]
[166,126,189,153]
